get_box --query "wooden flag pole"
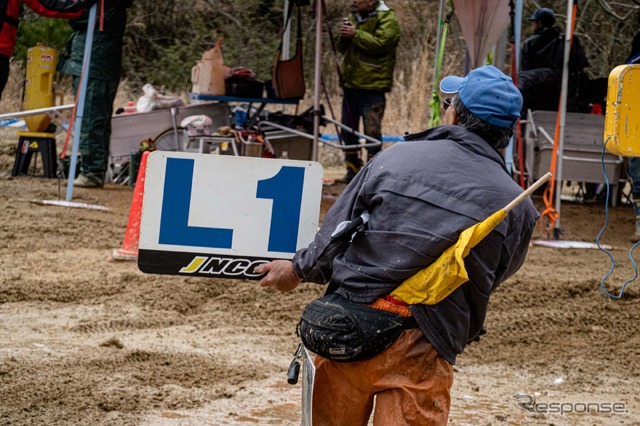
[505,172,553,213]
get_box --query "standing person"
[255,65,539,425]
[517,8,563,113]
[58,0,132,188]
[628,157,640,242]
[336,0,400,184]
[521,7,561,71]
[0,0,98,99]
[625,15,640,241]
[519,7,589,113]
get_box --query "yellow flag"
[390,172,551,305]
[391,209,507,305]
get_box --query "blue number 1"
[159,159,304,253]
[257,166,305,253]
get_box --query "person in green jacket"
[336,0,400,183]
[58,0,132,188]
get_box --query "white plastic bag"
[136,84,186,112]
[136,83,158,113]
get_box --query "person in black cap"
[521,8,560,71]
[518,8,564,113]
[521,6,590,74]
[255,65,539,425]
[518,7,590,114]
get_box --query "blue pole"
[66,3,97,201]
[515,0,523,74]
[505,0,524,175]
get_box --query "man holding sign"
[257,65,539,425]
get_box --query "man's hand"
[255,260,302,292]
[340,22,356,39]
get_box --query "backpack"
[536,34,589,73]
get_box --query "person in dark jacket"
[255,65,539,425]
[521,8,561,71]
[58,0,131,188]
[519,7,590,113]
[0,0,97,99]
[625,13,640,241]
[336,0,400,183]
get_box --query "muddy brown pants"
[312,329,453,425]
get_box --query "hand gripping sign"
[138,152,323,280]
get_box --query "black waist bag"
[299,292,415,362]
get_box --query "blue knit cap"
[439,65,522,128]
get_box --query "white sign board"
[138,152,323,280]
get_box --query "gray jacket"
[293,125,539,364]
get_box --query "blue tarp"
[0,119,26,128]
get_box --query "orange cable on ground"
[540,3,578,235]
[110,151,150,261]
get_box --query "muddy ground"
[0,137,639,426]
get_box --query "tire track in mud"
[0,343,265,425]
[68,312,186,334]
[466,254,640,378]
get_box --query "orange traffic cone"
[110,151,150,261]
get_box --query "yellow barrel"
[604,64,640,157]
[24,45,57,132]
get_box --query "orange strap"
[367,298,412,317]
[99,0,105,31]
[540,3,578,235]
